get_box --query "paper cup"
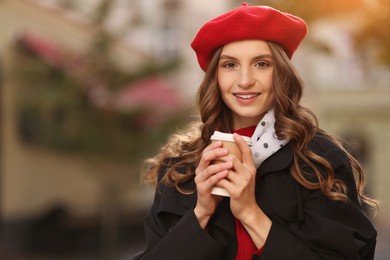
[209,131,252,197]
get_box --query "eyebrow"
[219,54,273,61]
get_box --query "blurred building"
[0,0,231,217]
[0,0,231,258]
[0,0,389,259]
[294,13,390,257]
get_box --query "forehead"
[220,40,272,56]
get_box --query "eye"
[221,62,237,69]
[255,61,271,68]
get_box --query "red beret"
[191,3,308,71]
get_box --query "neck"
[233,114,265,131]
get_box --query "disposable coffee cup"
[210,131,252,197]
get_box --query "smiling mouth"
[233,93,260,99]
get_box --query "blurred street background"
[0,0,389,259]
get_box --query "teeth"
[234,94,259,99]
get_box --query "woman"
[134,3,378,260]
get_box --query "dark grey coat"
[133,134,377,260]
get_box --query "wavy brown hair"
[143,42,378,212]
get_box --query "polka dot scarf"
[251,107,289,169]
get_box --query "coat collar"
[257,141,294,177]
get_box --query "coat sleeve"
[255,145,377,260]
[132,165,226,260]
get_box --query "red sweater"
[234,126,264,259]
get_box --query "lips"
[233,93,260,99]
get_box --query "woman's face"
[217,40,274,130]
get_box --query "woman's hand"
[217,134,272,248]
[194,141,233,229]
[217,133,258,219]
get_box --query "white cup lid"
[210,131,252,146]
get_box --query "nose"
[237,67,255,88]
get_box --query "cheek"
[266,90,276,108]
[217,75,230,94]
[266,88,275,102]
[268,85,274,95]
[217,82,232,107]
[265,77,274,94]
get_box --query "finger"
[196,143,227,173]
[233,133,254,166]
[199,147,228,168]
[214,177,234,195]
[219,165,243,186]
[217,171,253,199]
[196,168,229,195]
[217,154,253,184]
[217,153,241,169]
[204,170,229,191]
[204,140,223,152]
[195,161,233,182]
[198,141,224,166]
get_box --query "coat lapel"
[257,142,294,177]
